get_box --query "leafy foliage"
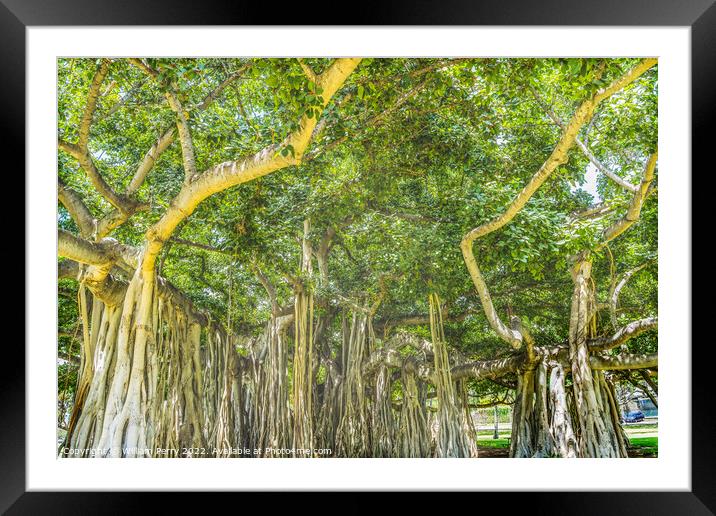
[58,57,658,409]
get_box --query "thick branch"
[165,91,198,182]
[361,347,522,384]
[58,178,96,237]
[588,317,658,352]
[68,62,255,240]
[78,59,111,150]
[590,353,657,371]
[58,259,80,280]
[127,127,176,195]
[58,229,138,271]
[58,140,129,212]
[451,355,523,381]
[58,229,117,266]
[600,151,658,244]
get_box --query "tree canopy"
[57,57,658,458]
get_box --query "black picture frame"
[5,1,714,513]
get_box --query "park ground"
[59,421,658,458]
[476,419,658,458]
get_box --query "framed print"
[5,0,715,512]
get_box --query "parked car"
[621,411,645,423]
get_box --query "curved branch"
[590,353,657,371]
[58,59,135,214]
[140,58,362,271]
[451,355,523,381]
[361,348,411,377]
[165,90,198,182]
[600,151,658,245]
[529,83,639,193]
[58,140,129,211]
[127,127,176,195]
[58,229,116,266]
[78,59,111,150]
[588,317,658,352]
[63,61,249,241]
[461,58,657,350]
[58,178,96,237]
[575,139,639,192]
[609,262,649,328]
[58,229,138,271]
[362,343,523,384]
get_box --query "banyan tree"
[57,56,658,458]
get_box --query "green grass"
[628,436,658,457]
[477,438,510,449]
[629,436,657,446]
[474,436,658,456]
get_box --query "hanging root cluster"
[429,293,475,458]
[396,358,430,457]
[254,314,293,456]
[64,271,243,458]
[368,319,395,458]
[568,258,627,458]
[63,261,635,459]
[335,310,372,457]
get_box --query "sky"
[576,163,601,203]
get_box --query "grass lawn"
[629,436,658,457]
[477,438,510,448]
[475,435,658,457]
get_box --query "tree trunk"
[64,266,239,457]
[396,364,429,457]
[370,362,395,457]
[292,220,315,456]
[256,314,293,456]
[64,291,121,455]
[316,358,342,453]
[568,257,625,457]
[547,362,578,458]
[509,365,549,457]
